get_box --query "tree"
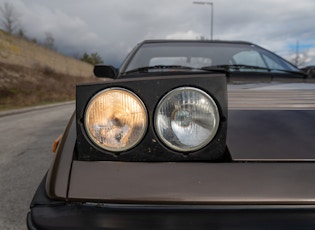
[292,52,309,67]
[0,2,20,34]
[17,28,26,38]
[80,52,103,65]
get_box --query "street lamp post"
[193,1,213,40]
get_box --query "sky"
[1,0,315,67]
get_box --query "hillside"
[0,62,95,110]
[0,30,98,110]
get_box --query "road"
[0,82,315,229]
[0,103,75,230]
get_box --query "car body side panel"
[45,112,76,199]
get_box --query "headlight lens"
[84,88,147,152]
[154,87,219,152]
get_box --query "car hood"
[227,109,315,160]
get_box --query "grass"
[0,62,96,111]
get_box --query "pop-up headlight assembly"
[76,74,228,161]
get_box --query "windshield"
[123,42,299,73]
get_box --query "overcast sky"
[1,0,315,67]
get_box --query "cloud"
[1,0,315,67]
[166,30,202,40]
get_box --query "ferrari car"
[27,40,315,229]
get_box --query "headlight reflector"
[154,87,219,152]
[84,88,147,152]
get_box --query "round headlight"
[154,87,219,152]
[84,88,147,152]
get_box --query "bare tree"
[294,52,309,67]
[0,2,20,34]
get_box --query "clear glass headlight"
[84,88,147,152]
[154,87,219,152]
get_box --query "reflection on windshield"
[123,42,299,73]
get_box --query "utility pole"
[295,40,299,66]
[193,1,213,40]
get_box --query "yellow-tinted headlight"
[84,88,147,152]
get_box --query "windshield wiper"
[202,64,305,76]
[202,64,272,72]
[124,65,195,74]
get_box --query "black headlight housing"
[76,73,228,161]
